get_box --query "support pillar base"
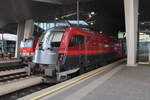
[126,64,138,67]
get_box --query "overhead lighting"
[99,31,103,33]
[90,22,94,25]
[91,11,95,15]
[55,17,58,20]
[141,22,145,25]
[140,33,144,35]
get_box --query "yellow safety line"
[30,59,126,100]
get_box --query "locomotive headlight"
[58,56,63,61]
[58,54,65,63]
[58,55,63,61]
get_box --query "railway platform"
[18,59,150,100]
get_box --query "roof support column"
[15,22,25,58]
[24,19,34,39]
[124,0,139,66]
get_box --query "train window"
[50,31,64,42]
[20,40,33,48]
[69,35,84,47]
[78,35,84,44]
[50,31,64,47]
[40,30,64,49]
[69,36,77,47]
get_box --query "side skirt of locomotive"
[43,68,80,83]
[26,52,119,83]
[26,62,80,83]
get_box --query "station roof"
[0,0,150,35]
[0,0,124,34]
[0,0,94,22]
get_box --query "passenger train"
[27,24,124,83]
[20,39,39,62]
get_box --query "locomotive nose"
[33,48,59,65]
[33,27,65,65]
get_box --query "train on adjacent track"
[26,23,125,83]
[20,39,39,63]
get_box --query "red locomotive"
[27,25,124,83]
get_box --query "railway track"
[0,65,25,71]
[0,72,28,83]
[0,65,27,77]
[0,59,23,67]
[0,75,43,96]
[0,59,27,76]
[0,66,48,99]
[0,83,51,100]
[0,61,44,98]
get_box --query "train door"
[67,35,80,69]
[67,35,85,70]
[78,35,86,64]
[77,35,87,73]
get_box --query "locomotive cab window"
[40,30,64,49]
[50,31,64,47]
[69,35,84,47]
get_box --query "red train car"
[20,39,39,62]
[27,26,124,82]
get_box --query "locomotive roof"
[47,26,90,32]
[47,26,67,32]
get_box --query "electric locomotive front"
[27,26,70,82]
[26,26,125,83]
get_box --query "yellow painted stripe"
[30,59,126,100]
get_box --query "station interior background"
[0,0,150,63]
[1,0,150,99]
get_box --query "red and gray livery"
[27,26,124,83]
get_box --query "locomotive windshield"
[40,30,64,49]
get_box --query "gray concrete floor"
[81,65,150,100]
[20,64,150,100]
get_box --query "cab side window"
[69,35,84,47]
